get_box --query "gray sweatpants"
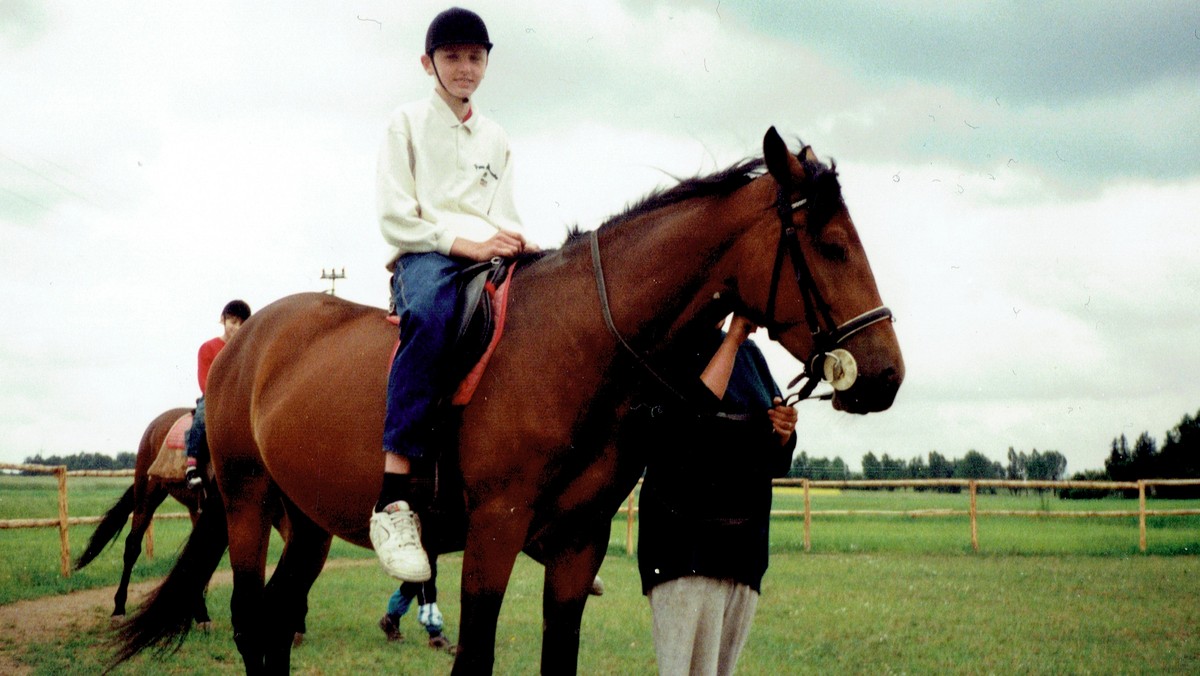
[648,576,760,676]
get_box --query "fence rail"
[621,477,1200,554]
[0,463,188,577]
[5,465,1198,575]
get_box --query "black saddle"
[447,257,511,387]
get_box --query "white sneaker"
[369,501,431,582]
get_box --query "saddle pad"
[147,412,193,479]
[164,413,192,450]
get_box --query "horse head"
[723,127,904,413]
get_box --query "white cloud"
[1,1,1197,478]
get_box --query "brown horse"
[115,128,903,674]
[74,407,212,625]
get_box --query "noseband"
[764,180,893,405]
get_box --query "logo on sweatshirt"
[475,163,498,187]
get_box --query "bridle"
[765,177,893,405]
[588,164,893,408]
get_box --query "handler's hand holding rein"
[768,396,798,442]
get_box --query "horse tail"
[74,485,136,571]
[109,488,229,667]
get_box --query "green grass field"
[2,475,1199,673]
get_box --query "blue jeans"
[382,252,468,459]
[386,559,442,635]
[185,396,206,460]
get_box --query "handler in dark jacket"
[634,315,797,676]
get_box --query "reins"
[590,229,694,404]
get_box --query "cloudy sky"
[2,1,1198,474]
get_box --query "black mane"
[604,158,766,230]
[561,143,841,245]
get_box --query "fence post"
[626,488,635,556]
[56,466,70,577]
[969,480,979,553]
[1138,480,1147,553]
[803,479,811,552]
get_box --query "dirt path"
[0,576,191,674]
[0,571,234,674]
[0,560,373,674]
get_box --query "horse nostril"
[880,366,902,386]
[878,367,903,399]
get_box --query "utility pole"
[321,267,346,296]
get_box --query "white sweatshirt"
[376,94,523,270]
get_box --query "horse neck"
[589,177,772,348]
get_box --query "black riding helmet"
[425,7,493,55]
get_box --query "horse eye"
[817,241,848,262]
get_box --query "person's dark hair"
[425,7,492,55]
[221,300,251,321]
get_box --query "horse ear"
[802,145,818,164]
[763,127,800,183]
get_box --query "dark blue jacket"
[633,331,796,595]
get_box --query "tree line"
[1099,408,1200,498]
[789,448,1067,494]
[789,407,1200,499]
[20,452,137,472]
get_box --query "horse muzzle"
[831,361,903,413]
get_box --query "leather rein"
[588,172,893,407]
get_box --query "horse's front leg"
[540,530,610,675]
[452,506,530,676]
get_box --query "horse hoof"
[195,621,213,633]
[428,635,451,650]
[590,575,605,596]
[110,614,125,627]
[293,632,305,647]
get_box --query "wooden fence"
[4,465,1197,576]
[621,478,1200,555]
[0,463,188,577]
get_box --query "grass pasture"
[2,475,1199,673]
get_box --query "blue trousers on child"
[383,252,468,460]
[184,396,206,460]
[386,575,444,638]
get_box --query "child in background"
[184,299,251,489]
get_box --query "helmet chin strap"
[431,62,470,104]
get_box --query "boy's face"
[221,316,244,339]
[422,44,489,101]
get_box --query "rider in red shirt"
[185,300,251,488]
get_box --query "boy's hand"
[453,230,537,261]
